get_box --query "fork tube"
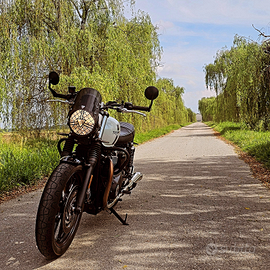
[76,141,101,213]
[76,165,93,213]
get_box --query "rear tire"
[35,163,83,259]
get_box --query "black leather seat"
[116,122,135,145]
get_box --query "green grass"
[0,124,187,194]
[0,137,59,193]
[206,121,270,169]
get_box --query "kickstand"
[109,208,129,225]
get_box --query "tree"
[203,35,270,129]
[0,0,194,134]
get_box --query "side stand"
[109,208,129,225]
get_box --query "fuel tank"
[100,116,120,147]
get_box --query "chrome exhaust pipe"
[125,172,143,190]
[107,172,143,209]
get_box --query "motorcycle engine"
[109,152,125,202]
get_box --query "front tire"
[35,163,83,259]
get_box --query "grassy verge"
[0,124,186,194]
[206,121,270,169]
[0,137,59,193]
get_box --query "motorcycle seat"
[116,122,135,145]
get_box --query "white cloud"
[131,0,270,112]
[156,20,175,33]
[137,0,270,27]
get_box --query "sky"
[125,0,270,113]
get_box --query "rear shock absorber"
[127,143,135,175]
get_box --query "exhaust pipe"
[102,159,114,209]
[124,172,143,190]
[107,172,143,209]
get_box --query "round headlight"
[69,109,95,136]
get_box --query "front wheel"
[35,163,83,259]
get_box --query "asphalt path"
[1,122,270,269]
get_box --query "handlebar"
[126,101,154,112]
[131,105,150,112]
[48,72,158,116]
[104,101,151,112]
[49,83,153,114]
[102,101,150,117]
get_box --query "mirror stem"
[148,100,154,111]
[49,83,75,100]
[49,83,58,97]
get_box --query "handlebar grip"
[131,105,150,112]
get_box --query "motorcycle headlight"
[69,109,95,136]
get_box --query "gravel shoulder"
[0,122,270,269]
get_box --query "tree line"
[0,0,195,135]
[199,34,270,130]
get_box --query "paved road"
[1,122,270,269]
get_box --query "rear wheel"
[35,163,83,259]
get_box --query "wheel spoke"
[54,215,62,240]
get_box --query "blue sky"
[125,0,270,113]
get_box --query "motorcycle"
[35,71,159,259]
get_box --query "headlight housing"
[69,109,95,136]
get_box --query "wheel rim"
[54,174,81,247]
[62,186,78,234]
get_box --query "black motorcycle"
[35,72,158,259]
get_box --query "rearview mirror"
[49,71,59,85]
[145,86,159,101]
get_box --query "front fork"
[75,141,101,213]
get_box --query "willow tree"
[203,35,270,129]
[198,97,216,122]
[0,0,145,131]
[0,0,192,134]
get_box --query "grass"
[206,121,270,169]
[0,123,186,194]
[0,136,59,193]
